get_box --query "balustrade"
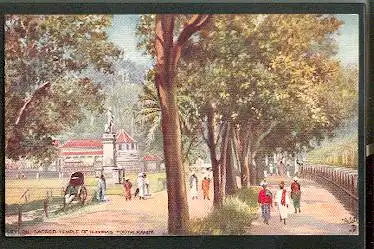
[300,164,358,199]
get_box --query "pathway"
[17,188,213,236]
[248,176,357,235]
[12,176,356,236]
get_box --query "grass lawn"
[6,178,69,205]
[190,187,260,235]
[5,172,166,206]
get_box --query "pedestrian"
[275,181,290,225]
[134,187,139,197]
[65,184,77,204]
[137,173,145,200]
[286,163,291,178]
[144,173,150,196]
[278,160,285,176]
[202,177,210,200]
[258,181,273,225]
[269,163,274,176]
[123,177,132,200]
[100,174,106,201]
[189,173,199,200]
[291,176,301,213]
[96,175,102,201]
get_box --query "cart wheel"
[79,186,88,205]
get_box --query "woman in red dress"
[123,178,132,200]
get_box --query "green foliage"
[136,14,357,178]
[5,15,120,163]
[234,186,261,208]
[306,135,358,168]
[56,55,147,142]
[136,70,207,163]
[189,196,257,235]
[189,187,259,235]
[176,14,356,157]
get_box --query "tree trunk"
[154,14,211,234]
[218,123,230,203]
[237,125,252,188]
[155,15,188,235]
[158,83,189,234]
[249,162,257,185]
[206,103,222,207]
[225,139,238,195]
[255,156,265,184]
[239,152,250,188]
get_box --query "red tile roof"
[116,129,136,143]
[143,155,162,161]
[62,150,103,156]
[62,139,102,148]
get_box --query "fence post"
[340,171,343,187]
[17,204,22,235]
[43,192,49,218]
[346,173,349,189]
[351,175,354,194]
[338,171,341,186]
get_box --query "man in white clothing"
[275,181,290,225]
[137,173,145,200]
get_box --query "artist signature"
[342,216,358,233]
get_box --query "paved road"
[248,176,358,235]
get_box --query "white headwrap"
[260,180,268,187]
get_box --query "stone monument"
[101,108,118,184]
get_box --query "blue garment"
[97,178,106,201]
[261,204,271,221]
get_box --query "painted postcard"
[4,14,359,236]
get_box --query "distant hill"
[56,57,148,142]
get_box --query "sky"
[106,14,359,67]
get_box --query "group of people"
[267,159,303,178]
[257,177,301,225]
[189,173,211,200]
[122,172,150,201]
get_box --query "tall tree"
[5,15,120,163]
[152,14,211,234]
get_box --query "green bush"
[234,187,260,208]
[189,196,257,235]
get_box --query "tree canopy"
[5,15,120,163]
[137,14,357,188]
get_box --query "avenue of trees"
[136,14,358,234]
[4,14,358,235]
